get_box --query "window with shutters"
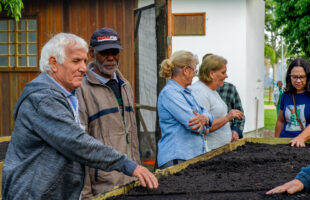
[0,18,38,70]
[172,13,206,36]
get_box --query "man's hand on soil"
[266,179,304,195]
[132,165,158,189]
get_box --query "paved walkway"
[264,105,276,109]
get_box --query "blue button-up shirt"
[157,79,214,167]
[46,74,79,123]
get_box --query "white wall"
[138,0,265,133]
[171,0,265,133]
[138,0,154,8]
[245,0,265,133]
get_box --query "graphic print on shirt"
[285,104,306,131]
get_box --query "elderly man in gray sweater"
[2,33,157,200]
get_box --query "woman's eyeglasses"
[186,66,198,75]
[290,74,306,81]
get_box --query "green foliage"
[274,0,310,57]
[265,0,277,33]
[265,44,277,65]
[264,0,288,66]
[0,0,24,21]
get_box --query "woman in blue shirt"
[157,50,213,169]
[275,58,310,138]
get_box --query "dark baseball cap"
[90,28,123,51]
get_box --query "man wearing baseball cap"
[76,28,144,199]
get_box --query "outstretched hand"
[189,110,209,132]
[266,179,304,195]
[132,165,158,189]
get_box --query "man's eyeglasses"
[290,74,307,81]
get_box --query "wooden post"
[269,86,272,104]
[155,0,168,168]
[134,9,141,148]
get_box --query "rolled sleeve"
[201,106,214,129]
[296,165,310,192]
[122,159,138,176]
[231,125,243,138]
[161,90,204,133]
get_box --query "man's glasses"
[290,74,306,81]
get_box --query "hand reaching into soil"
[266,179,304,195]
[132,165,158,189]
[189,110,209,132]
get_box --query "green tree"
[0,0,23,21]
[274,0,310,57]
[264,0,287,82]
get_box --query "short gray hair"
[39,33,88,73]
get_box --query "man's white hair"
[39,33,88,73]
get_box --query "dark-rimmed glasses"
[290,74,306,81]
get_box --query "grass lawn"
[264,101,274,105]
[264,109,277,130]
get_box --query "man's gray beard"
[94,59,118,77]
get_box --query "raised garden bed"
[98,138,310,200]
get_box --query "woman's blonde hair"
[198,54,227,83]
[159,50,198,78]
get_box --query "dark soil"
[107,143,310,200]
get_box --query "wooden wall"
[0,0,137,136]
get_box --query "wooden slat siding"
[89,1,97,33]
[54,0,63,33]
[0,74,3,136]
[0,0,138,137]
[105,0,115,28]
[126,0,133,85]
[126,0,136,88]
[80,0,89,40]
[131,0,137,90]
[1,73,11,136]
[63,0,70,33]
[69,0,80,35]
[119,0,127,81]
[29,72,39,82]
[9,73,18,135]
[47,1,54,39]
[18,74,28,99]
[122,0,129,85]
[115,0,126,77]
[97,0,105,29]
[37,1,46,52]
